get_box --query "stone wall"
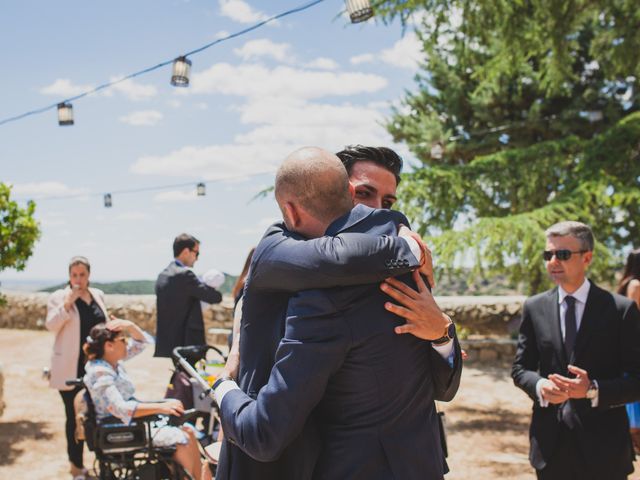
[460,338,518,365]
[0,291,526,337]
[0,291,235,345]
[0,291,526,365]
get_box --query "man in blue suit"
[214,147,460,479]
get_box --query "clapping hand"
[548,365,591,399]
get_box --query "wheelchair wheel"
[133,459,193,480]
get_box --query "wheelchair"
[68,344,226,480]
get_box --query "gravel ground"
[0,328,637,479]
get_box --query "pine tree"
[375,0,640,292]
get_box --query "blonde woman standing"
[46,256,109,480]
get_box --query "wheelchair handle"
[65,378,84,387]
[167,408,200,427]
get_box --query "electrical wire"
[0,0,327,127]
[12,169,276,203]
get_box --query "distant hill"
[40,274,238,296]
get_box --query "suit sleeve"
[511,300,543,401]
[250,228,419,292]
[431,338,463,402]
[598,301,640,408]
[219,312,349,462]
[182,269,222,304]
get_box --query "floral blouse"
[84,332,155,425]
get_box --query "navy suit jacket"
[512,282,640,477]
[216,205,422,480]
[217,205,461,480]
[154,261,222,357]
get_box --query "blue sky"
[1,0,425,285]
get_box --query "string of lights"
[13,169,277,206]
[0,0,374,128]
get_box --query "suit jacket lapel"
[546,287,567,367]
[572,281,603,363]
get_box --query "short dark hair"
[173,233,199,257]
[335,145,403,185]
[545,221,594,251]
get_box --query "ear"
[282,202,301,229]
[583,250,593,267]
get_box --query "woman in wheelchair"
[83,320,211,480]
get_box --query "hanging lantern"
[430,142,444,160]
[171,56,192,87]
[57,102,74,126]
[197,182,206,196]
[104,193,112,208]
[345,0,374,23]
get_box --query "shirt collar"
[558,278,591,305]
[174,259,185,267]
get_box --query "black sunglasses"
[190,249,200,258]
[543,249,587,261]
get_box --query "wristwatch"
[432,317,455,346]
[212,374,233,391]
[585,380,599,400]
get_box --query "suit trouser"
[59,387,84,469]
[536,425,627,480]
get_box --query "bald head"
[275,147,353,229]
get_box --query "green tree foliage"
[0,183,40,302]
[375,0,640,293]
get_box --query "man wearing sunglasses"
[512,221,640,479]
[154,233,222,358]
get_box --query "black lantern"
[104,193,112,208]
[57,102,74,126]
[197,182,206,196]
[171,56,192,87]
[345,0,374,23]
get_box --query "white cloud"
[304,57,339,70]
[167,99,182,108]
[10,181,89,199]
[39,78,94,97]
[349,34,423,70]
[132,144,283,179]
[109,77,158,100]
[40,77,157,101]
[119,110,163,126]
[195,102,208,110]
[218,0,270,24]
[154,189,200,203]
[350,53,374,65]
[187,63,387,100]
[233,39,292,62]
[131,97,393,179]
[380,33,423,69]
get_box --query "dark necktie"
[564,296,577,358]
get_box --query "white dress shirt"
[536,279,598,407]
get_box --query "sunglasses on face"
[190,249,200,258]
[543,249,587,261]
